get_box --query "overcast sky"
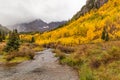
[0,0,86,26]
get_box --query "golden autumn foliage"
[20,34,33,42]
[24,0,120,46]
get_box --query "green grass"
[0,57,6,63]
[9,57,29,63]
[0,56,29,63]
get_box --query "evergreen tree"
[105,32,109,41]
[2,32,5,40]
[4,29,20,52]
[31,37,35,43]
[101,27,109,41]
[0,31,3,42]
[101,27,106,40]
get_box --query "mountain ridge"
[8,19,67,32]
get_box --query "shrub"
[56,45,75,53]
[42,42,55,48]
[90,58,101,69]
[5,46,35,61]
[5,51,17,61]
[19,46,35,59]
[54,49,66,60]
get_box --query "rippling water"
[0,49,78,80]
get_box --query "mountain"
[48,21,67,29]
[72,0,108,20]
[9,19,67,32]
[0,24,10,33]
[35,0,120,45]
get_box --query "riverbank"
[0,43,43,65]
[53,41,120,80]
[0,49,79,80]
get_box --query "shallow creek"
[0,49,79,80]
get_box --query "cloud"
[0,0,86,25]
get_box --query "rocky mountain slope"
[72,0,108,20]
[9,19,66,32]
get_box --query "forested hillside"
[34,0,120,46]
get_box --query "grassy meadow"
[51,41,120,80]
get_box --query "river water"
[0,49,79,80]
